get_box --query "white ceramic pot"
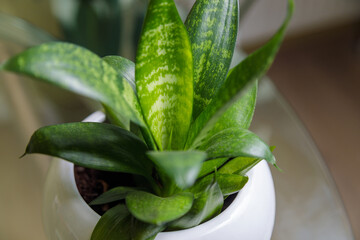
[43,112,276,240]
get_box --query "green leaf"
[102,103,130,130]
[185,0,239,119]
[102,55,157,151]
[192,173,248,196]
[126,191,193,225]
[219,156,261,176]
[90,186,141,205]
[1,42,145,127]
[91,205,132,240]
[147,151,207,189]
[136,0,193,150]
[195,127,276,165]
[131,219,165,240]
[101,56,136,129]
[102,55,136,91]
[92,204,164,240]
[207,81,257,136]
[24,122,152,176]
[185,0,294,148]
[169,176,223,229]
[198,158,228,178]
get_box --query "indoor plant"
[0,0,293,239]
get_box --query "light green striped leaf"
[185,0,294,148]
[101,56,135,129]
[1,42,145,127]
[102,55,157,150]
[185,0,239,119]
[102,55,135,91]
[136,0,193,150]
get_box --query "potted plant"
[0,0,293,239]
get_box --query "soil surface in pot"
[74,166,135,215]
[74,166,237,216]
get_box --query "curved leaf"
[131,219,165,240]
[103,55,135,91]
[185,0,239,118]
[136,0,193,150]
[207,81,257,136]
[91,205,131,240]
[126,191,193,225]
[195,127,276,165]
[90,186,141,205]
[147,150,207,189]
[198,157,228,178]
[1,42,145,126]
[185,0,294,148]
[192,173,248,196]
[219,156,261,175]
[102,56,159,151]
[169,176,223,229]
[24,122,152,176]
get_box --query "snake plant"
[0,0,293,239]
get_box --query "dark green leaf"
[147,151,207,189]
[24,122,152,176]
[198,158,228,178]
[91,205,132,240]
[92,205,164,240]
[136,0,193,150]
[219,156,261,175]
[192,173,248,196]
[185,0,239,119]
[131,219,165,240]
[90,186,141,205]
[126,191,193,225]
[185,0,294,148]
[169,176,223,229]
[1,42,145,126]
[207,82,257,136]
[196,127,276,165]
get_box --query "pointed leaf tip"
[136,0,193,150]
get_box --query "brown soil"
[74,166,134,215]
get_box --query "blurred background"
[0,0,359,239]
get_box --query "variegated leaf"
[136,0,193,150]
[185,0,239,119]
[185,0,294,148]
[1,42,145,127]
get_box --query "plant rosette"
[43,112,275,240]
[0,0,294,239]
